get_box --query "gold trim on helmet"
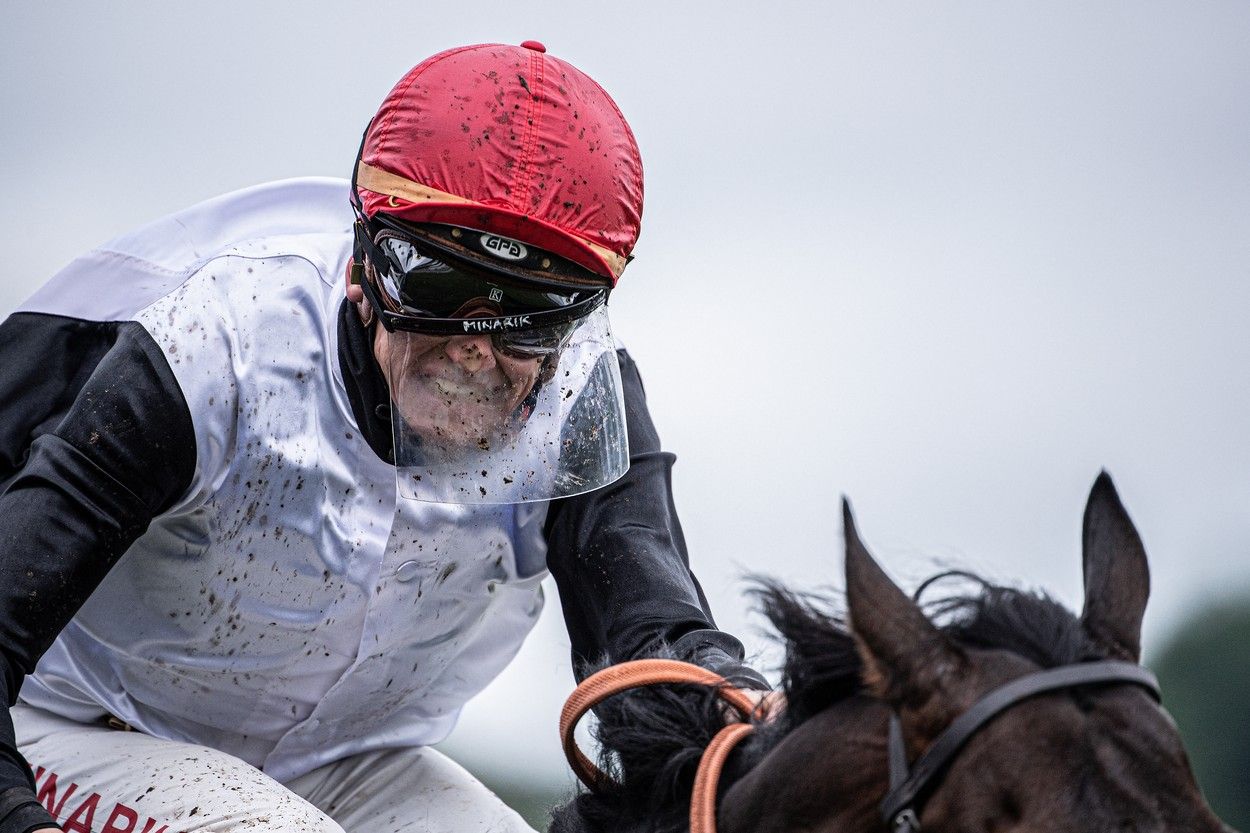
[355,162,628,279]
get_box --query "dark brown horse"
[551,473,1234,833]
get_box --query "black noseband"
[881,660,1162,833]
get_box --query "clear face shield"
[358,218,629,504]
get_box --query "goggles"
[351,212,630,505]
[353,216,606,359]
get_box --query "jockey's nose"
[445,334,497,374]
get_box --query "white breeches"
[13,702,537,833]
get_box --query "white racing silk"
[17,179,552,782]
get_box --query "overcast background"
[3,0,1248,802]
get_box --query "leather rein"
[561,658,1161,833]
[559,659,765,833]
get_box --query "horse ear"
[1080,471,1151,663]
[843,498,960,704]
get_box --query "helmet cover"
[356,41,643,287]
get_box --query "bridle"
[560,658,1161,833]
[881,660,1162,833]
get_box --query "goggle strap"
[353,219,401,332]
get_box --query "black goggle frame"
[352,216,606,359]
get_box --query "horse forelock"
[918,571,1106,667]
[729,577,1097,758]
[753,570,1108,735]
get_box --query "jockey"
[0,42,767,833]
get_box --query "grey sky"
[3,1,1248,786]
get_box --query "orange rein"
[559,659,766,833]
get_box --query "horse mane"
[547,570,1105,833]
[548,644,741,833]
[748,577,862,734]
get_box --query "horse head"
[834,471,1226,832]
[554,474,1234,833]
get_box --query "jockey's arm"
[543,349,770,691]
[0,313,197,833]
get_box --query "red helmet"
[354,41,643,288]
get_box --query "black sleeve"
[0,313,197,833]
[543,349,769,690]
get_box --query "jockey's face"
[372,318,544,449]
